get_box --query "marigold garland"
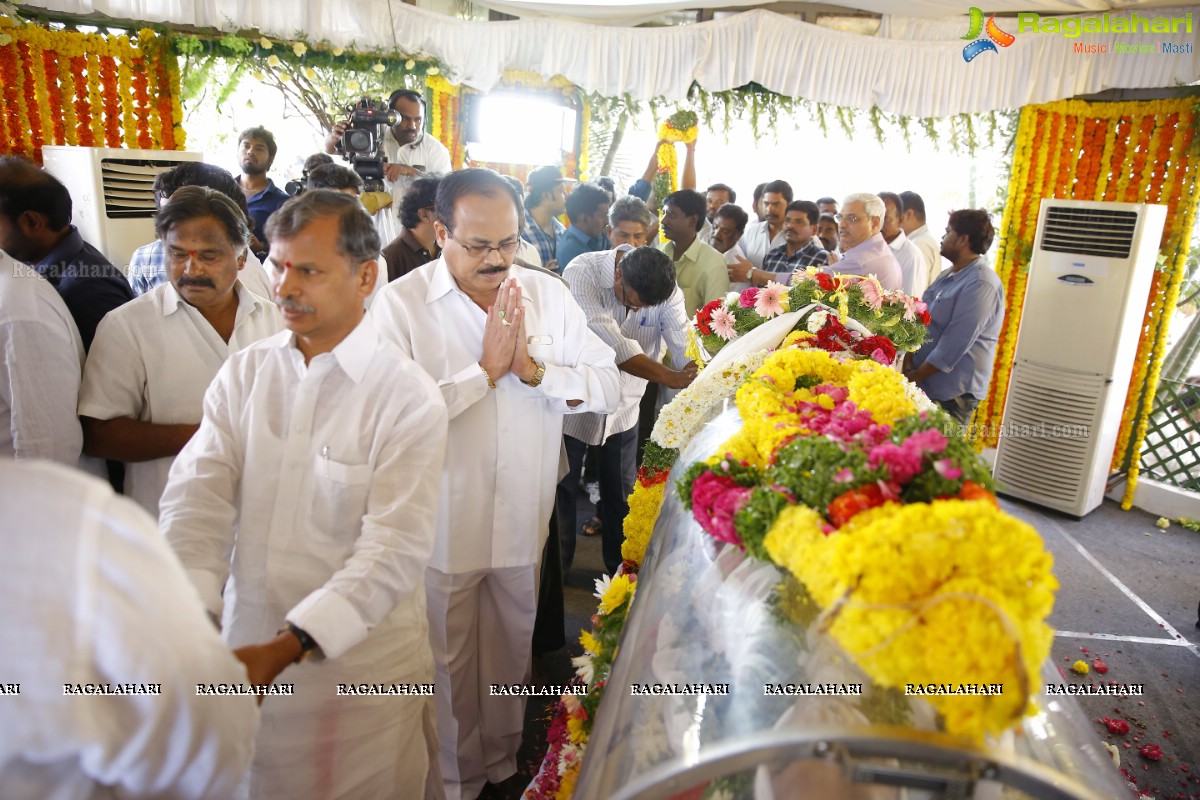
[976,99,1200,512]
[0,24,185,161]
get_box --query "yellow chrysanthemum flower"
[598,574,636,615]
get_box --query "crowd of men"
[0,86,1005,800]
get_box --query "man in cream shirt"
[160,190,448,799]
[80,187,281,517]
[372,168,618,800]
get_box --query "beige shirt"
[660,236,731,316]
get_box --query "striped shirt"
[561,246,690,444]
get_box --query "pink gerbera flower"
[712,308,739,340]
[754,281,788,319]
[859,279,885,311]
[902,295,925,322]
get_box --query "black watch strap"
[283,623,319,661]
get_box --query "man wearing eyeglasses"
[829,192,903,291]
[559,217,695,576]
[370,168,619,800]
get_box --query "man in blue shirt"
[235,126,290,257]
[904,209,1005,427]
[555,182,610,270]
[0,156,132,351]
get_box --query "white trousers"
[425,565,538,800]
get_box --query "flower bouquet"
[679,346,1058,743]
[688,271,930,366]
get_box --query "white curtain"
[28,0,1200,114]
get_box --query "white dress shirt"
[375,133,454,246]
[562,246,690,444]
[909,224,946,288]
[160,316,448,799]
[0,249,84,465]
[888,229,929,298]
[79,281,282,517]
[371,259,620,573]
[0,459,259,800]
[740,219,786,269]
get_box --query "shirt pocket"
[526,333,556,364]
[311,454,373,544]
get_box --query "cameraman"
[324,89,451,244]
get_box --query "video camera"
[335,97,397,193]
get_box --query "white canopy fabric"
[28,0,1200,115]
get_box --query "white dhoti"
[425,565,538,800]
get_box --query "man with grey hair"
[559,245,694,574]
[80,187,281,518]
[160,190,449,799]
[829,192,902,291]
[607,194,654,248]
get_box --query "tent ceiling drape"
[24,0,1200,115]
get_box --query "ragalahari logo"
[962,7,1015,62]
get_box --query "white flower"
[806,309,829,333]
[292,41,307,57]
[427,66,440,75]
[303,66,317,79]
[372,62,386,73]
[724,291,740,305]
[346,80,360,92]
[259,36,273,49]
[405,59,416,69]
[650,351,767,450]
[266,54,281,67]
[593,573,612,601]
[571,653,595,684]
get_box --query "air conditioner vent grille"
[1040,206,1138,258]
[100,158,189,219]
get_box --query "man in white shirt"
[879,191,928,297]
[370,168,619,800]
[80,187,282,518]
[0,248,83,465]
[1,459,260,800]
[830,192,904,291]
[740,179,792,269]
[900,190,946,287]
[561,242,695,574]
[325,89,453,246]
[160,191,449,800]
[710,203,753,291]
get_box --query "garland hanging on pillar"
[976,97,1200,508]
[0,21,184,162]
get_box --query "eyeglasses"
[617,274,645,311]
[834,213,865,224]
[447,231,521,259]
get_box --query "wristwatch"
[281,623,320,663]
[522,359,546,388]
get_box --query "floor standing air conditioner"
[40,145,202,275]
[993,199,1167,516]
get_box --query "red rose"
[919,308,932,325]
[1138,743,1163,761]
[827,484,888,528]
[695,299,722,336]
[814,272,836,291]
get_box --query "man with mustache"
[235,127,290,256]
[371,168,618,800]
[79,187,281,517]
[161,190,449,799]
[740,179,792,269]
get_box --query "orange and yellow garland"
[0,22,185,162]
[976,98,1200,507]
